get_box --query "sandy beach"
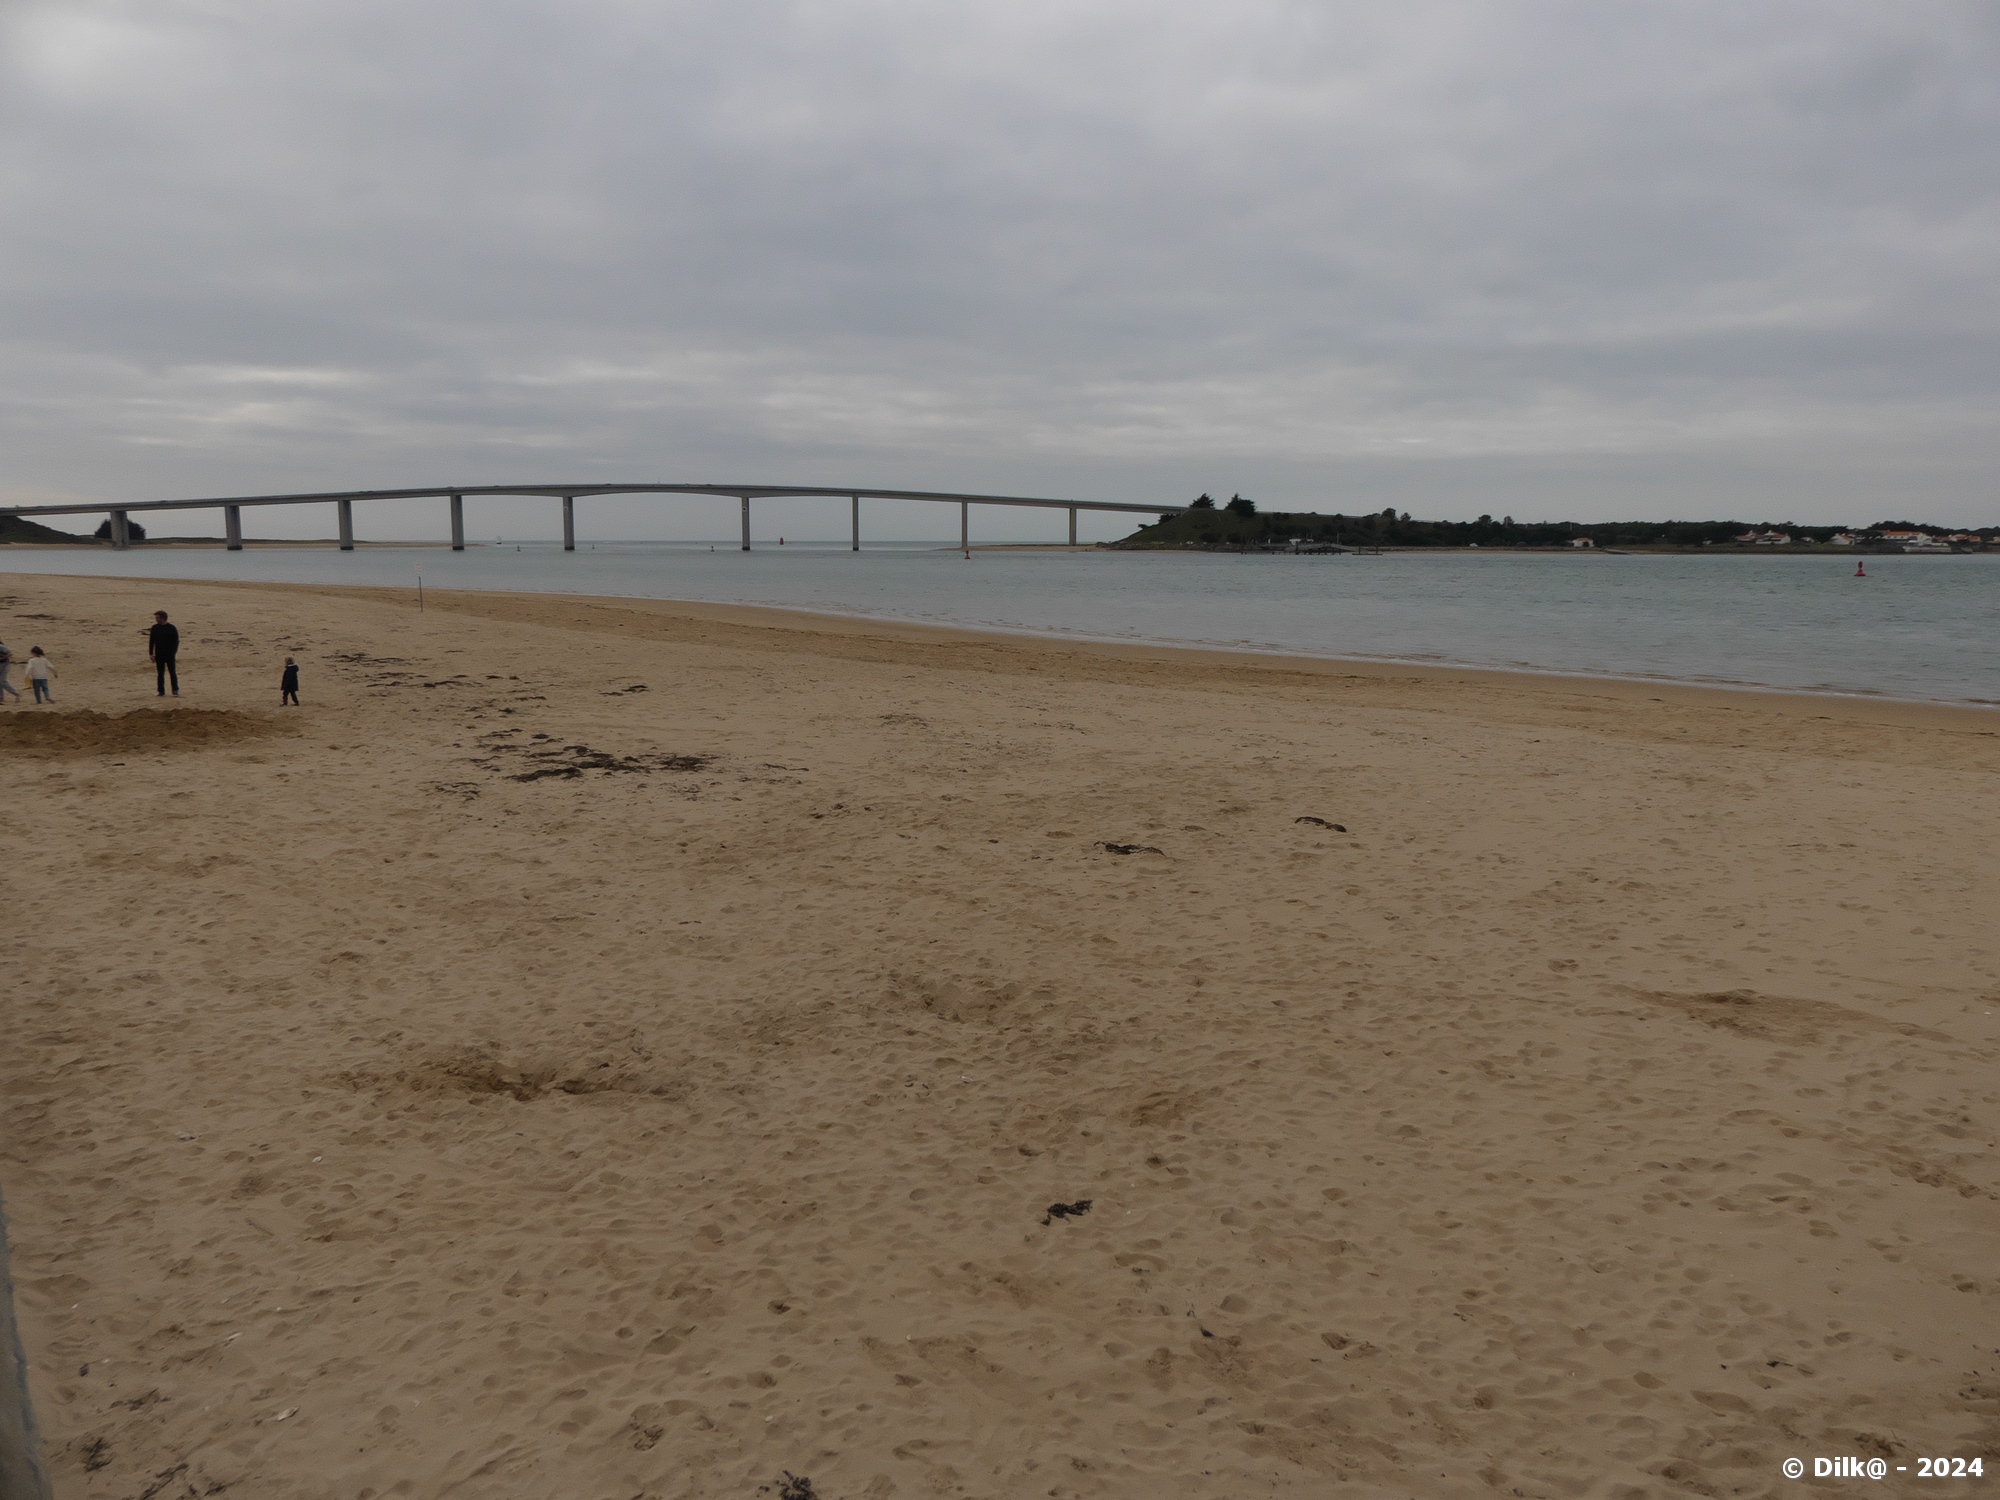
[2,571,1996,1499]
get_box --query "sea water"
[3,543,1993,707]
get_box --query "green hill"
[0,513,90,544]
[1115,499,1995,550]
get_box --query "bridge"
[0,482,1185,552]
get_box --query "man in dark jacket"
[144,610,180,696]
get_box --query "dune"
[2,572,1996,1499]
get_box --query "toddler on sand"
[26,647,55,703]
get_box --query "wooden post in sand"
[851,495,860,551]
[0,1193,55,1500]
[562,495,575,552]
[1068,506,1077,547]
[741,496,751,551]
[449,493,465,552]
[224,505,243,551]
[337,499,355,551]
[108,509,130,550]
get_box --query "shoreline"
[0,548,450,560]
[11,569,1996,724]
[11,538,1995,555]
[3,570,1995,1496]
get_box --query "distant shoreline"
[1109,542,1995,556]
[0,548,454,560]
[6,539,1992,556]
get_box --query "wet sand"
[3,572,1996,1499]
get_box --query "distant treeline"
[1118,499,1997,549]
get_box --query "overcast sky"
[2,0,1995,540]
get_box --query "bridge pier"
[562,495,575,551]
[851,495,859,551]
[449,493,465,551]
[1068,506,1077,546]
[337,499,355,551]
[960,501,968,552]
[109,509,130,550]
[224,505,242,551]
[741,496,751,551]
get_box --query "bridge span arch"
[3,482,1186,552]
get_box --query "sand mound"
[0,707,285,756]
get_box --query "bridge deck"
[2,482,1180,519]
[2,483,1182,551]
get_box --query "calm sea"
[4,543,1994,707]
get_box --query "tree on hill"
[93,518,147,541]
[1225,494,1256,517]
[1189,493,1216,509]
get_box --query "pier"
[1,483,1184,552]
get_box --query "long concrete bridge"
[1,482,1185,552]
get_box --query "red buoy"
[1855,560,1866,577]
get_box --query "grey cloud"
[1,0,1995,536]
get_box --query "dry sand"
[2,572,1996,1500]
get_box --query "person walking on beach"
[143,610,179,696]
[25,647,56,703]
[0,639,19,705]
[280,656,300,706]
